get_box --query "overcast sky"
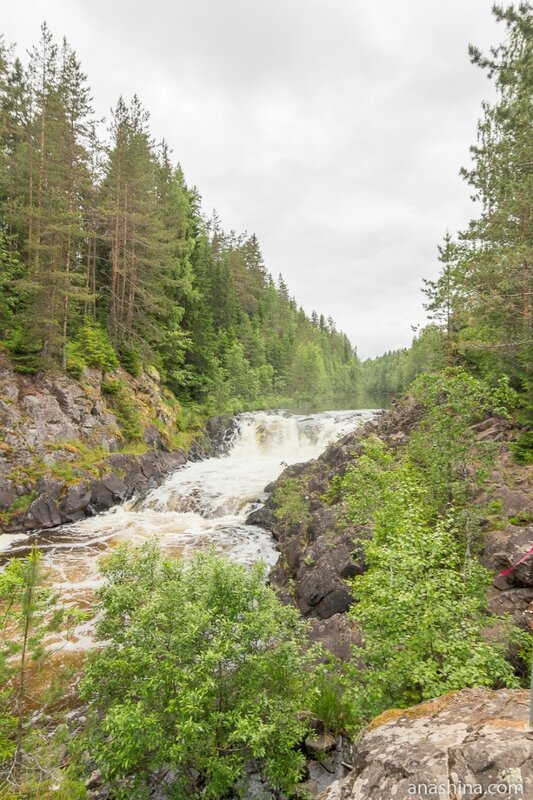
[3,1,501,358]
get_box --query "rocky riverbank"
[245,398,533,659]
[0,353,234,533]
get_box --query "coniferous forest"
[0,24,360,410]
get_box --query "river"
[1,409,375,649]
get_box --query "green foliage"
[307,661,362,736]
[111,394,142,441]
[0,231,25,338]
[117,344,142,377]
[0,26,361,405]
[511,430,533,465]
[101,378,142,440]
[7,329,42,375]
[331,371,529,719]
[336,438,520,718]
[101,377,122,396]
[71,322,119,373]
[81,545,316,799]
[361,325,447,399]
[408,369,501,510]
[367,6,533,401]
[274,477,311,532]
[0,548,84,785]
[65,342,86,379]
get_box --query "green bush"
[117,344,141,377]
[334,423,525,720]
[511,430,533,465]
[274,478,311,532]
[81,545,315,799]
[101,378,142,440]
[73,322,119,372]
[7,329,42,375]
[101,377,123,396]
[65,341,86,379]
[307,662,362,736]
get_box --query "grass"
[0,490,38,525]
[168,430,198,451]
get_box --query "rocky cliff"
[0,354,231,533]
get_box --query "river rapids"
[1,409,375,649]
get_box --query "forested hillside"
[363,4,532,413]
[0,25,360,411]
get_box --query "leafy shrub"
[65,341,86,379]
[334,386,528,716]
[101,378,142,440]
[0,548,84,782]
[81,545,314,799]
[308,662,362,736]
[511,430,533,465]
[101,378,123,396]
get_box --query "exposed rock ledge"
[0,353,235,533]
[319,689,533,799]
[250,400,533,648]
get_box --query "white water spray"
[2,409,375,648]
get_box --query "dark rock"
[90,476,128,512]
[308,508,338,541]
[0,479,17,510]
[59,481,92,522]
[246,505,275,530]
[482,525,533,588]
[139,452,164,480]
[307,613,363,661]
[488,586,533,629]
[142,423,162,449]
[35,479,64,498]
[25,491,62,528]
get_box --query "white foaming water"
[2,409,375,648]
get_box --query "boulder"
[142,423,163,449]
[90,476,128,512]
[307,614,363,661]
[318,689,533,800]
[482,525,533,588]
[0,479,17,511]
[59,481,92,522]
[246,504,275,530]
[294,533,365,619]
[25,487,63,529]
[305,733,336,757]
